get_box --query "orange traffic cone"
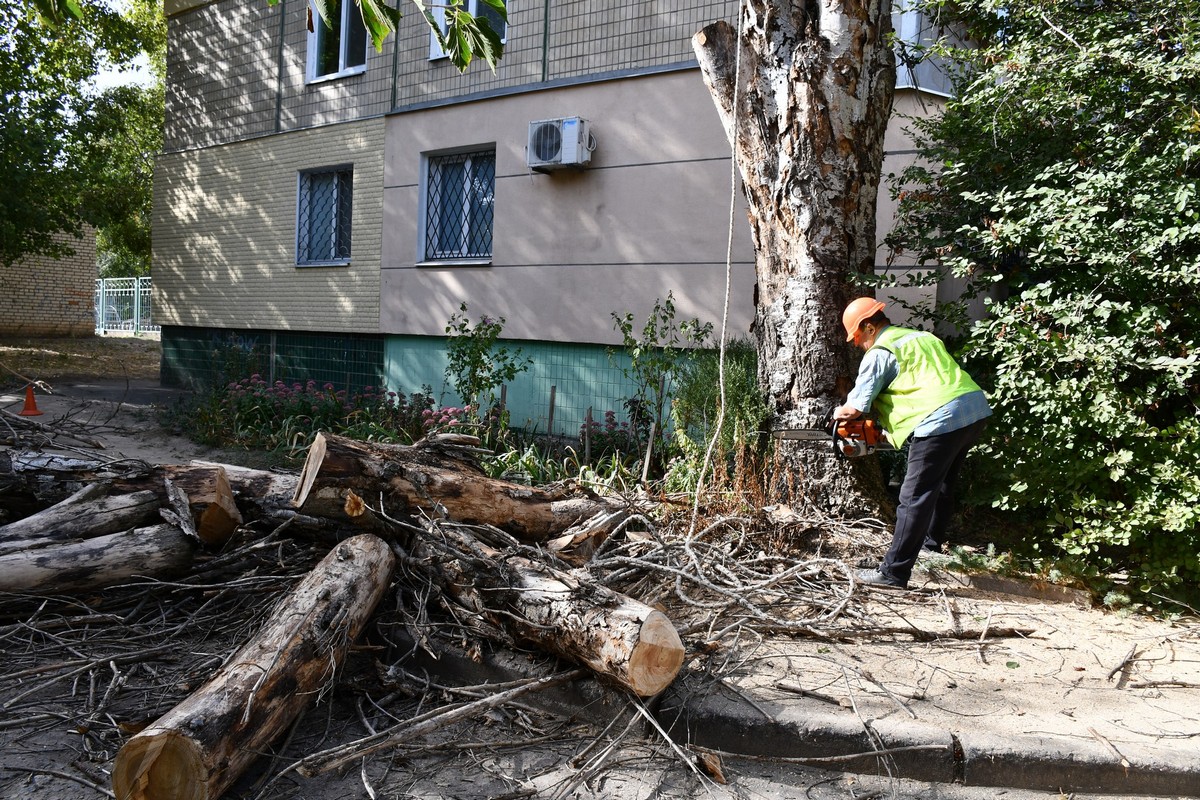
[18,384,43,417]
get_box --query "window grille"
[425,150,495,260]
[298,167,353,264]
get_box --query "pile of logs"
[0,432,687,800]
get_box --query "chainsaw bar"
[771,429,835,441]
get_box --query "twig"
[1088,726,1131,769]
[292,669,586,777]
[1107,644,1138,682]
[0,765,114,797]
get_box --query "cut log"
[415,524,685,696]
[0,484,161,557]
[169,466,242,546]
[113,463,295,534]
[111,533,395,800]
[0,523,196,593]
[292,432,631,543]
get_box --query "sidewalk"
[405,565,1200,798]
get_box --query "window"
[297,167,353,265]
[429,0,507,60]
[309,0,368,80]
[423,150,495,261]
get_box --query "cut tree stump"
[111,533,396,800]
[0,523,196,593]
[292,432,631,542]
[0,484,160,557]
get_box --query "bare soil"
[0,334,160,390]
[1,335,1198,800]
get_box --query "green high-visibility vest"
[869,326,982,448]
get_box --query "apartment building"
[154,0,947,434]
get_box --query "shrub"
[964,289,1200,601]
[444,302,530,412]
[664,339,771,495]
[176,375,435,452]
[579,409,642,462]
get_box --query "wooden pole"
[584,406,592,463]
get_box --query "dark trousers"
[881,418,988,585]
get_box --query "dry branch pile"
[0,430,991,799]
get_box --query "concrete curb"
[392,636,1200,797]
[658,675,1200,797]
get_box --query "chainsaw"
[772,410,891,458]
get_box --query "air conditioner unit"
[526,117,593,172]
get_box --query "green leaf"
[357,0,401,52]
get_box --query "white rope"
[688,1,746,541]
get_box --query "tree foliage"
[1,0,163,273]
[889,0,1200,601]
[34,0,506,73]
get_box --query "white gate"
[95,277,159,334]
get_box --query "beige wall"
[380,72,936,346]
[381,70,759,347]
[0,230,96,337]
[153,119,385,332]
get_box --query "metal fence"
[95,277,159,335]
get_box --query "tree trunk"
[0,484,160,556]
[111,534,395,800]
[692,3,895,518]
[0,523,196,593]
[413,524,685,697]
[292,432,631,543]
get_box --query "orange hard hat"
[842,297,886,341]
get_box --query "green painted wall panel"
[384,335,640,439]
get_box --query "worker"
[833,297,992,589]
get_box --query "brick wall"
[0,230,96,337]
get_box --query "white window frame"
[307,0,369,82]
[417,147,496,265]
[428,0,509,61]
[296,165,353,267]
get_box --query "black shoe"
[855,567,907,590]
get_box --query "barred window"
[297,167,352,265]
[424,150,495,261]
[309,0,368,80]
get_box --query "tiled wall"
[163,0,739,153]
[153,118,385,332]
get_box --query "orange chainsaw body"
[833,418,886,457]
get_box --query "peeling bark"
[693,2,895,517]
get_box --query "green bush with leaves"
[888,0,1200,602]
[609,292,712,473]
[444,302,531,413]
[969,289,1200,593]
[178,376,435,453]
